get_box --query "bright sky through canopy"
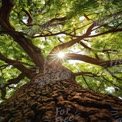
[57,52,65,59]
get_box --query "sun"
[57,52,65,59]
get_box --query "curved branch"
[0,0,14,31]
[48,24,95,58]
[66,53,101,66]
[0,73,25,100]
[0,53,34,78]
[66,53,122,67]
[11,32,44,68]
[5,73,25,87]
[22,8,33,25]
[0,0,44,68]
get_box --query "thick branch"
[11,32,44,68]
[5,73,25,88]
[66,53,122,67]
[0,53,33,78]
[48,24,94,58]
[0,0,44,68]
[0,73,25,100]
[66,53,101,66]
[0,0,14,31]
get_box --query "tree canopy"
[0,0,122,102]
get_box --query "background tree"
[0,0,122,122]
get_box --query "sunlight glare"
[57,52,65,59]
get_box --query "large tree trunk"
[0,78,122,122]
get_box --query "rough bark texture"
[0,78,122,122]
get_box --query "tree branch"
[74,71,100,77]
[0,0,14,31]
[0,0,44,68]
[11,32,44,68]
[0,73,25,100]
[93,10,122,26]
[0,53,34,78]
[5,73,25,87]
[88,28,122,37]
[105,68,122,81]
[79,41,91,50]
[48,24,94,58]
[66,53,122,67]
[22,8,33,25]
[40,17,66,28]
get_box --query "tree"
[0,0,122,121]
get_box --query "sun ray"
[57,52,65,59]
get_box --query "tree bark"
[0,78,122,122]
